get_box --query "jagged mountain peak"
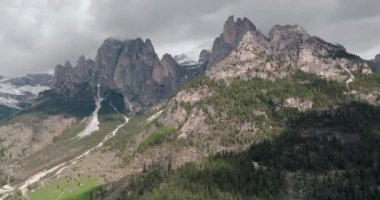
[222,15,256,45]
[52,36,204,113]
[207,16,371,81]
[162,53,176,63]
[144,38,155,52]
[64,60,73,68]
[208,15,257,67]
[224,15,256,40]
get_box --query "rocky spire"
[155,53,177,81]
[208,15,256,67]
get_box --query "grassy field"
[28,175,97,200]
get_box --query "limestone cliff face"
[53,38,204,113]
[54,56,94,96]
[208,15,256,67]
[207,16,372,82]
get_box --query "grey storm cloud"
[0,0,379,76]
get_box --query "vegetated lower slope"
[121,102,380,200]
[0,91,125,185]
[3,70,380,200]
[94,71,380,200]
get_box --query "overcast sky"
[1,0,379,76]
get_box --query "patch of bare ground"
[53,151,128,184]
[0,115,76,159]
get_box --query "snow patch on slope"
[0,75,51,109]
[174,54,198,66]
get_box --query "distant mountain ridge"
[0,73,53,119]
[0,74,53,109]
[52,38,209,113]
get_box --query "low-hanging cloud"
[0,0,379,76]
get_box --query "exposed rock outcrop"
[207,16,372,82]
[53,38,204,113]
[54,56,94,96]
[208,15,256,67]
[281,97,313,111]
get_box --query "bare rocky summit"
[207,16,371,82]
[208,16,256,67]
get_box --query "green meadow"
[28,176,98,200]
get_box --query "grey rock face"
[92,38,123,89]
[208,15,256,67]
[53,38,202,113]
[207,17,371,82]
[54,56,95,96]
[269,24,310,52]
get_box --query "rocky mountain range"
[51,16,373,114]
[53,38,208,113]
[1,15,380,200]
[0,38,211,119]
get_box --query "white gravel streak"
[341,64,355,86]
[147,109,164,123]
[77,85,103,138]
